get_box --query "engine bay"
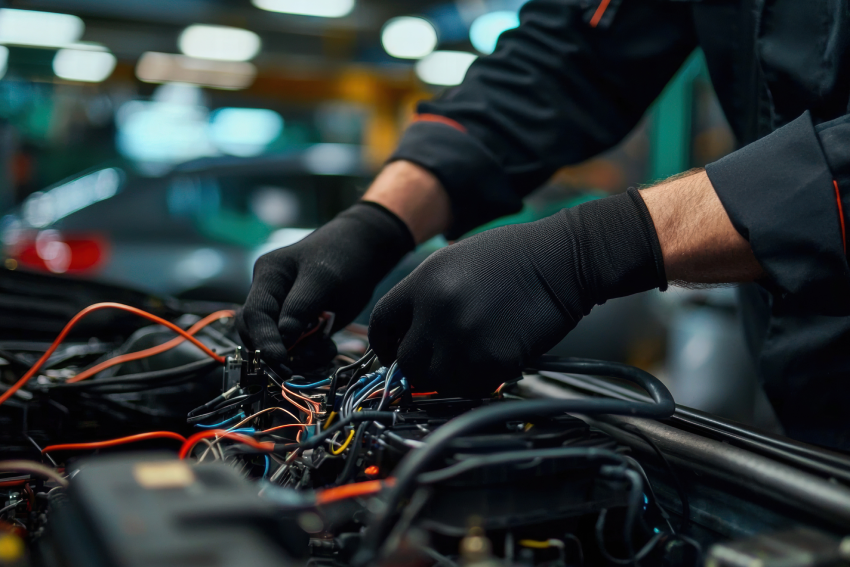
[2,270,850,567]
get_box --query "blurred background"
[0,0,779,431]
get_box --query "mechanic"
[240,0,850,449]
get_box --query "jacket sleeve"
[390,0,698,238]
[705,111,850,315]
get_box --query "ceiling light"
[0,9,84,48]
[209,107,284,157]
[381,17,437,59]
[53,46,116,83]
[252,0,355,18]
[178,25,261,62]
[136,52,256,90]
[469,11,519,54]
[415,51,477,86]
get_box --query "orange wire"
[0,302,227,408]
[179,429,273,459]
[260,423,309,434]
[42,431,187,454]
[315,478,396,505]
[66,310,234,383]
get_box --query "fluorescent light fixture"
[178,25,261,62]
[136,52,256,90]
[0,9,84,48]
[53,45,116,82]
[117,99,215,164]
[252,0,355,18]
[209,107,284,157]
[470,11,519,54]
[415,50,477,86]
[381,17,437,59]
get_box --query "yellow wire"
[329,428,356,455]
[324,411,337,430]
[519,539,557,549]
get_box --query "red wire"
[315,478,396,505]
[0,302,227,408]
[0,480,27,488]
[179,430,273,459]
[67,309,234,383]
[42,431,187,454]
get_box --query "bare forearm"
[641,169,764,284]
[363,160,453,244]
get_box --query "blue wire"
[229,428,256,435]
[263,455,270,479]
[194,412,244,429]
[284,378,331,390]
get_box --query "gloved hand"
[368,188,667,396]
[238,202,415,376]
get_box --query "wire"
[0,501,23,517]
[0,302,228,407]
[195,412,245,429]
[323,411,337,430]
[179,430,273,459]
[327,350,375,411]
[260,424,309,434]
[66,310,234,383]
[0,461,67,487]
[315,478,395,505]
[44,359,218,392]
[272,411,397,453]
[519,539,565,549]
[284,378,331,390]
[621,423,690,531]
[415,545,459,567]
[329,428,356,455]
[336,422,369,485]
[263,455,270,479]
[42,431,187,454]
[354,356,675,566]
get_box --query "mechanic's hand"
[369,189,667,396]
[238,202,414,376]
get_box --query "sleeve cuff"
[705,111,850,314]
[389,120,522,239]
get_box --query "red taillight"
[13,231,108,275]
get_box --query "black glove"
[238,202,415,376]
[368,188,667,396]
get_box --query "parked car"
[1,148,382,304]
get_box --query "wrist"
[540,190,666,311]
[363,160,453,244]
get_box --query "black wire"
[273,411,397,453]
[327,350,375,411]
[595,466,647,566]
[336,421,369,485]
[352,356,675,567]
[621,424,690,531]
[42,359,218,391]
[0,349,33,372]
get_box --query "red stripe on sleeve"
[834,180,847,255]
[413,114,467,133]
[589,0,613,27]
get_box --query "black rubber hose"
[352,356,674,566]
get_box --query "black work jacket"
[391,0,850,449]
